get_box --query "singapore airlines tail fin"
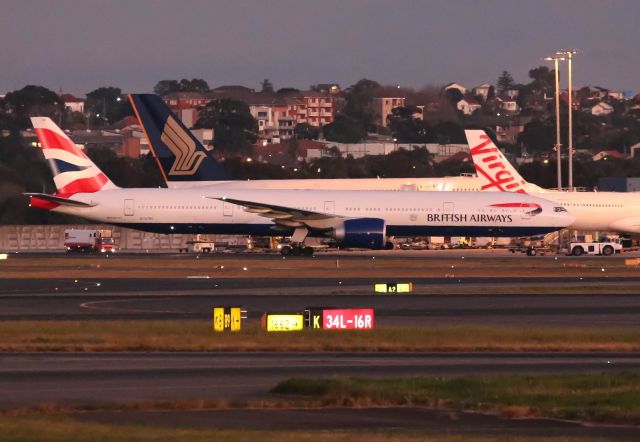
[129,94,230,187]
[465,130,544,194]
[27,117,117,210]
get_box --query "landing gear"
[280,244,315,257]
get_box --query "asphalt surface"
[5,351,640,438]
[77,408,640,440]
[3,254,640,437]
[1,352,637,408]
[2,280,640,326]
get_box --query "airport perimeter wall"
[0,225,195,252]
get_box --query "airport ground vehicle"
[568,240,622,256]
[179,234,215,253]
[64,229,115,253]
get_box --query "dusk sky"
[2,0,638,95]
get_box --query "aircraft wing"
[207,196,338,229]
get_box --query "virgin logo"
[470,135,527,194]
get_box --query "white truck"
[567,240,622,256]
[180,234,215,253]
[64,229,115,253]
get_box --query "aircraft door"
[324,201,335,214]
[443,202,454,214]
[124,199,134,216]
[223,202,233,217]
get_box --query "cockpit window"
[554,206,568,212]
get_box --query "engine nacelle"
[333,218,386,250]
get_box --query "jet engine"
[333,218,386,249]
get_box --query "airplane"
[465,130,640,234]
[26,117,573,255]
[128,94,479,192]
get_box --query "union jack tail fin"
[465,130,533,194]
[31,117,118,197]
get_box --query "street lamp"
[543,55,565,190]
[557,49,578,190]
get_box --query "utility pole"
[544,55,565,190]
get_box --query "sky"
[1,0,639,96]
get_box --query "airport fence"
[0,225,192,252]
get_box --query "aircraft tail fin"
[128,94,230,185]
[31,117,117,197]
[465,130,530,194]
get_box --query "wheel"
[572,246,584,256]
[602,245,614,256]
[280,245,292,256]
[527,248,537,256]
[303,246,314,256]
[384,241,394,250]
[292,245,302,256]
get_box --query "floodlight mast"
[544,55,566,190]
[557,50,578,190]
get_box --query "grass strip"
[2,321,640,352]
[1,255,638,279]
[273,373,640,425]
[0,415,605,442]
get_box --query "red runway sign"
[322,309,374,330]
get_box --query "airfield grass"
[1,321,640,352]
[0,416,602,442]
[2,254,640,280]
[273,372,640,426]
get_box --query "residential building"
[163,91,210,128]
[456,98,481,115]
[590,101,614,116]
[497,97,519,114]
[472,83,492,100]
[371,96,405,127]
[60,93,85,113]
[443,82,466,95]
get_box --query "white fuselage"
[49,188,573,238]
[168,177,640,234]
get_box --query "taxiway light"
[262,313,304,332]
[374,282,413,293]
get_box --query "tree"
[386,106,431,143]
[177,78,209,93]
[277,87,299,94]
[445,88,464,104]
[85,87,131,126]
[153,80,180,96]
[195,98,258,155]
[323,114,367,143]
[528,66,555,90]
[497,71,515,94]
[3,85,62,130]
[294,123,319,140]
[260,79,274,93]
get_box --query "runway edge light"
[213,307,246,332]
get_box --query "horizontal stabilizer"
[24,193,96,208]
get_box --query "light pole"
[544,55,565,190]
[557,50,577,190]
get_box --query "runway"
[1,352,637,408]
[3,287,640,326]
